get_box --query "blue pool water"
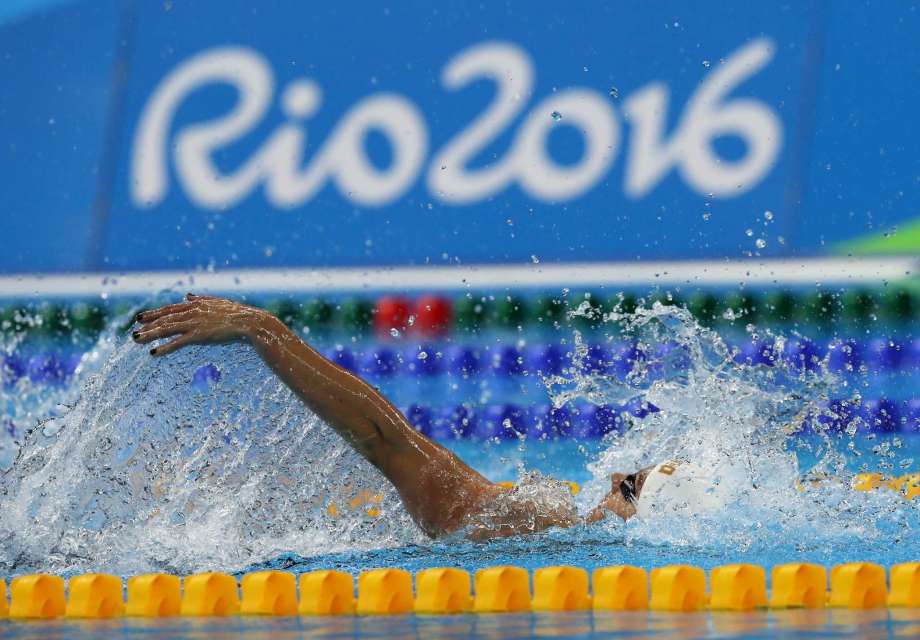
[3,609,920,639]
[0,296,918,587]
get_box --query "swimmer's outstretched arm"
[134,295,505,536]
[135,294,635,537]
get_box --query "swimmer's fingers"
[135,310,196,335]
[136,301,194,324]
[150,333,198,357]
[132,320,195,344]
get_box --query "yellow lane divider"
[415,568,472,614]
[126,573,180,617]
[2,562,919,618]
[65,574,124,618]
[769,563,826,609]
[299,570,354,615]
[8,575,65,619]
[357,569,413,615]
[474,566,530,613]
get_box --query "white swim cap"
[634,459,738,519]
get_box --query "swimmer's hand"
[133,293,275,356]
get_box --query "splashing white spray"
[551,302,915,552]
[0,337,420,576]
[0,301,915,575]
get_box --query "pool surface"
[3,609,920,639]
[1,292,919,640]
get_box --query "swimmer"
[134,294,704,539]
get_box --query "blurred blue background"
[1,0,918,275]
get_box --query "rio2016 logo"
[132,39,782,210]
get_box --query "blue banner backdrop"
[1,0,918,274]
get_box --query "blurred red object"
[413,295,452,337]
[374,296,412,337]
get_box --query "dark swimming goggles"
[619,473,638,504]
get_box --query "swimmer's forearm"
[243,313,422,461]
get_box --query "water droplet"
[702,212,712,221]
[702,59,711,68]
[417,351,428,360]
[530,254,540,264]
[551,111,562,121]
[407,315,416,326]
[745,228,753,237]
[764,210,773,221]
[755,238,767,249]
[389,328,400,337]
[609,86,619,99]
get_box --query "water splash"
[0,335,420,576]
[551,302,917,554]
[0,300,916,576]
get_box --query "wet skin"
[134,294,647,539]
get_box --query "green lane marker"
[338,298,373,333]
[762,290,798,324]
[530,296,566,326]
[803,291,838,326]
[492,295,527,329]
[70,302,106,335]
[686,292,720,326]
[454,296,490,331]
[720,292,759,325]
[300,299,334,331]
[881,287,915,323]
[264,300,301,327]
[841,289,877,324]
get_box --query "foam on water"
[553,302,917,553]
[0,301,916,576]
[0,327,420,576]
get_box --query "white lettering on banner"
[622,39,781,197]
[133,47,272,208]
[132,39,781,210]
[132,47,427,209]
[427,42,618,202]
[426,42,533,204]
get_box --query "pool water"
[3,608,920,639]
[0,297,917,585]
